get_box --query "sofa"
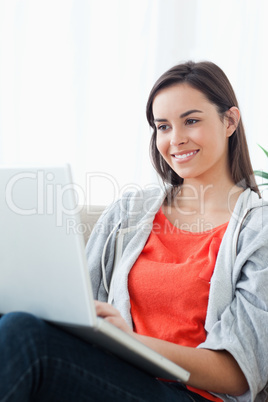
[79,204,106,245]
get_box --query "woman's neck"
[176,178,242,214]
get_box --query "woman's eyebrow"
[153,118,168,123]
[154,110,203,123]
[180,109,203,118]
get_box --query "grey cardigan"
[86,186,268,402]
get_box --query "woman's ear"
[225,106,240,137]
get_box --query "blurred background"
[0,0,268,204]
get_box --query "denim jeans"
[0,312,211,402]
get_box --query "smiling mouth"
[173,150,199,159]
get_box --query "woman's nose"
[170,129,188,146]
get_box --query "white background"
[0,0,267,204]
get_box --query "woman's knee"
[0,312,47,355]
[0,313,52,400]
[1,311,44,332]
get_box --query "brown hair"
[146,61,259,196]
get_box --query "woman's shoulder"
[96,185,166,226]
[242,202,268,238]
[242,189,268,229]
[235,190,268,252]
[121,185,165,208]
[233,188,268,220]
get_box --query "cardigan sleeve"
[198,207,268,402]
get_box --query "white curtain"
[0,0,267,204]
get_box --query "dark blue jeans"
[0,312,211,402]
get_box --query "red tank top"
[128,208,228,401]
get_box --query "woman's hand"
[94,301,248,395]
[94,300,133,336]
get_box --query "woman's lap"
[0,312,209,402]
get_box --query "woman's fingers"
[94,300,119,318]
[94,300,133,334]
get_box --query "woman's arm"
[133,334,248,396]
[95,301,249,396]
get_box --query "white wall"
[0,0,267,204]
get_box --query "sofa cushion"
[79,205,106,244]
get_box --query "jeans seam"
[44,356,145,402]
[187,395,198,402]
[1,358,41,402]
[2,355,145,402]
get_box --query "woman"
[1,61,268,401]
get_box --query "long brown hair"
[146,61,260,196]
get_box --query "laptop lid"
[0,164,97,326]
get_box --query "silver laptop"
[0,165,190,383]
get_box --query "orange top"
[128,208,228,401]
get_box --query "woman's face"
[152,83,235,184]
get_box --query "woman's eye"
[157,124,170,131]
[185,119,198,125]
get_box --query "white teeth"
[174,151,197,159]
